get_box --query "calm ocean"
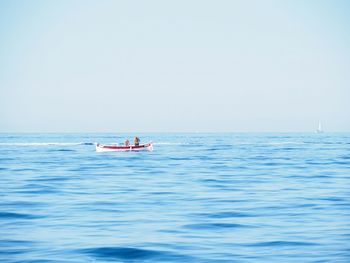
[0,133,349,262]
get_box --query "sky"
[0,0,349,132]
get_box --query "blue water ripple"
[0,132,350,262]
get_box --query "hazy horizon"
[1,0,349,133]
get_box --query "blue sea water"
[0,133,349,263]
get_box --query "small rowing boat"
[95,142,153,152]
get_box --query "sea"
[0,133,349,263]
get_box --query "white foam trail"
[0,142,89,146]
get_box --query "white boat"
[96,142,153,152]
[316,121,324,133]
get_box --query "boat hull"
[96,142,153,152]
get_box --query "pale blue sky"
[1,0,349,132]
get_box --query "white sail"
[316,121,324,133]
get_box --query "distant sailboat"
[316,121,324,133]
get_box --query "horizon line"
[0,131,349,134]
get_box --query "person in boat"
[124,139,130,146]
[134,136,140,146]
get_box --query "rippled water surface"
[1,133,349,262]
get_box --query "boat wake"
[0,142,94,146]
